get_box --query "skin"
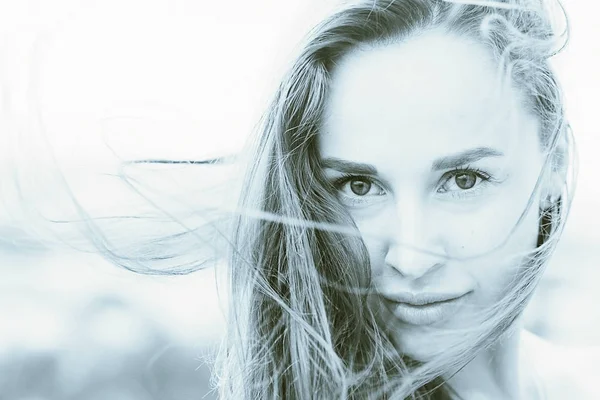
[318,29,553,398]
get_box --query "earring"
[540,195,558,210]
[537,195,561,248]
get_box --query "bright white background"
[0,0,598,398]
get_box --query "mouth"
[381,292,471,326]
[384,292,468,306]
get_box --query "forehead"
[319,30,539,168]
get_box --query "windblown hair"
[0,0,573,399]
[213,0,574,399]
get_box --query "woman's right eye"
[332,175,386,204]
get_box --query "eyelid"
[331,174,386,191]
[439,166,493,185]
[437,166,496,198]
[330,174,387,206]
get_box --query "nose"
[383,200,445,279]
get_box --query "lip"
[381,292,470,326]
[383,292,468,306]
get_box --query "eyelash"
[332,173,385,206]
[438,166,494,199]
[331,166,495,204]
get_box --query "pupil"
[455,173,476,190]
[350,179,371,196]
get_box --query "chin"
[393,330,448,362]
[385,308,484,363]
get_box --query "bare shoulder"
[521,330,600,399]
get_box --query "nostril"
[385,244,445,279]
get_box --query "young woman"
[209,0,588,399]
[17,0,589,398]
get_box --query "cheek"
[357,220,388,277]
[354,199,541,284]
[455,200,541,295]
[443,185,542,260]
[356,204,539,260]
[443,206,526,259]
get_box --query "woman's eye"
[439,168,491,194]
[333,176,385,200]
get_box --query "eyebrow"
[320,157,378,175]
[320,147,504,175]
[431,147,504,171]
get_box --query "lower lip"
[383,295,468,326]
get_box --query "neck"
[444,320,535,400]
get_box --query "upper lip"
[382,292,468,306]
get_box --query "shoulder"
[521,330,600,399]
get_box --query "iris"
[350,179,372,196]
[455,173,477,190]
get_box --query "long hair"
[214,0,574,399]
[0,0,574,399]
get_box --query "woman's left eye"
[438,168,492,196]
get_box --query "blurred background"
[0,0,598,399]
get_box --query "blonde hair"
[214,0,574,399]
[0,0,574,399]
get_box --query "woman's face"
[318,30,547,360]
